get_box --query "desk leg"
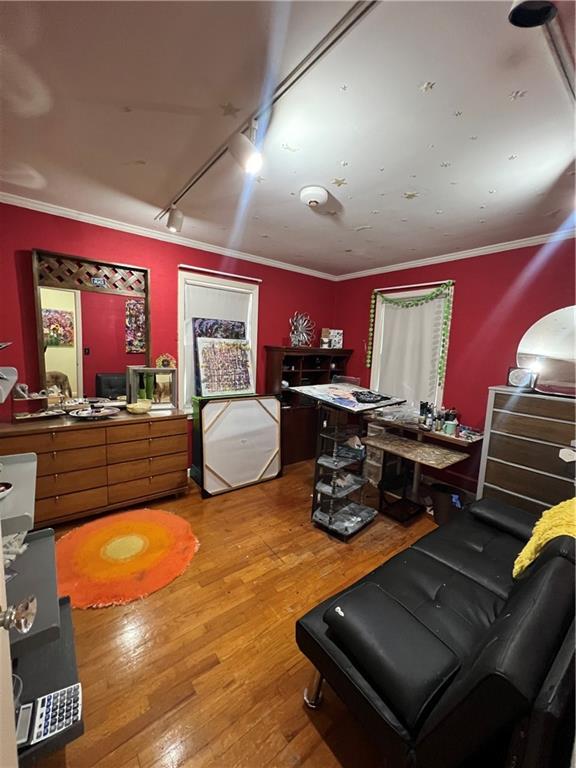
[411,462,422,501]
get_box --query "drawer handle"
[55,496,59,502]
[52,451,56,459]
[54,473,58,480]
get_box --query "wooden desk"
[362,433,468,522]
[364,414,483,448]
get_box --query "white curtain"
[371,293,448,406]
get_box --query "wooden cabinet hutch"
[265,346,353,465]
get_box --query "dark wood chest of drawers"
[0,412,189,526]
[477,387,575,516]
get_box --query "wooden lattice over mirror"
[36,252,146,297]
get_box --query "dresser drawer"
[0,433,54,455]
[36,467,107,499]
[485,459,575,507]
[35,487,108,524]
[150,452,188,475]
[491,412,574,445]
[107,439,150,464]
[149,418,187,437]
[149,434,187,457]
[106,422,150,444]
[494,392,575,422]
[108,470,187,504]
[36,446,107,476]
[489,433,574,480]
[0,426,106,456]
[107,458,150,484]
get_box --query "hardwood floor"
[41,462,435,768]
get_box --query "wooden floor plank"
[38,461,434,768]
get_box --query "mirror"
[517,305,575,395]
[32,250,151,398]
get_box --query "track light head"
[167,205,183,233]
[508,0,557,27]
[229,132,263,175]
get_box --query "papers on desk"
[289,383,405,413]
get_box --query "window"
[369,283,453,407]
[178,270,259,409]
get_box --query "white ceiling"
[1,1,574,276]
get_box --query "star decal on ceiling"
[219,101,241,117]
[403,191,419,199]
[510,90,527,101]
[340,84,348,92]
[435,210,444,215]
[409,174,417,179]
[469,136,479,141]
[260,234,270,238]
[401,218,408,222]
[508,154,518,160]
[453,110,463,117]
[480,204,486,209]
[341,160,349,167]
[332,177,347,187]
[255,176,265,184]
[281,143,299,152]
[370,210,380,215]
[479,219,486,224]
[488,189,496,194]
[419,81,436,93]
[440,161,451,168]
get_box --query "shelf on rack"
[15,597,84,766]
[8,528,60,656]
[312,502,377,540]
[317,454,358,470]
[320,426,362,443]
[316,474,366,498]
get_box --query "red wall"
[0,202,573,491]
[333,238,575,431]
[0,203,335,415]
[80,292,146,396]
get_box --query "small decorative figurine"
[289,312,315,347]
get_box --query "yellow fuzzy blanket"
[513,498,576,578]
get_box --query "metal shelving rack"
[311,409,377,540]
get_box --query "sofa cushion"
[468,497,536,541]
[416,554,575,768]
[365,549,505,658]
[323,582,460,731]
[412,511,524,598]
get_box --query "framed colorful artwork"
[42,309,74,347]
[196,338,255,397]
[125,298,146,353]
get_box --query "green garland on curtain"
[365,282,454,389]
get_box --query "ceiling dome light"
[508,0,557,27]
[229,132,263,175]
[167,205,183,233]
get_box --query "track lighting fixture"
[508,0,557,27]
[166,205,183,233]
[229,122,263,175]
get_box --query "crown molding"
[0,192,334,281]
[1,192,573,284]
[330,229,576,281]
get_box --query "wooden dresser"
[0,412,189,527]
[477,387,575,516]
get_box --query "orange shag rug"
[56,509,199,608]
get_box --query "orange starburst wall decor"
[56,509,199,608]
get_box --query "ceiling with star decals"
[1,1,574,276]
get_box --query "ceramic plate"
[69,407,120,420]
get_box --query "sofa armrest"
[323,583,460,730]
[469,498,536,541]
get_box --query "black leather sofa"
[296,498,575,768]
